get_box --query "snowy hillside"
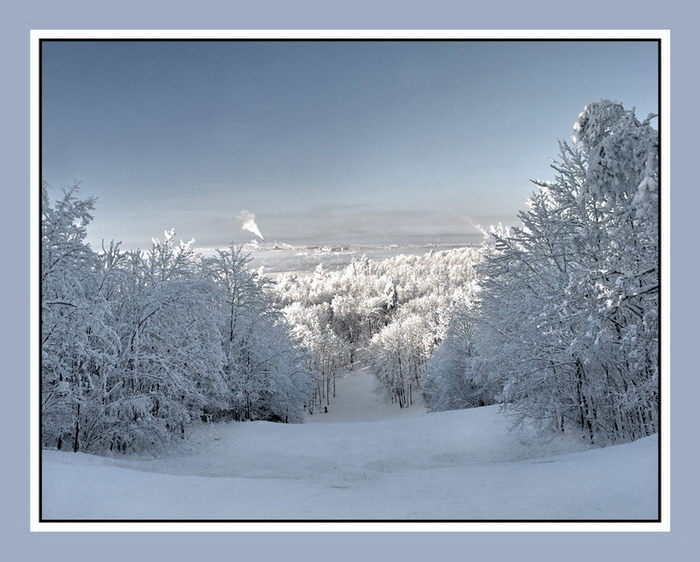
[40,368,658,523]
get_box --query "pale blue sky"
[41,39,659,250]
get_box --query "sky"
[40,37,660,251]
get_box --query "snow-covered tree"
[273,247,482,410]
[368,313,434,408]
[283,301,350,410]
[200,245,315,423]
[41,181,121,452]
[422,305,497,412]
[478,100,659,444]
[42,183,316,454]
[70,232,229,453]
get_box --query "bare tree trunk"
[73,403,81,452]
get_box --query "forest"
[40,100,659,454]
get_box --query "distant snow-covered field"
[241,242,475,277]
[40,368,658,524]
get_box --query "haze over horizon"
[41,36,659,252]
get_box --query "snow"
[40,367,658,525]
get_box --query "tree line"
[41,99,659,453]
[273,248,482,409]
[423,100,659,445]
[41,188,315,454]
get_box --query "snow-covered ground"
[40,367,658,524]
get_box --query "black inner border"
[36,34,664,527]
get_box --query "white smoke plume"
[236,210,264,240]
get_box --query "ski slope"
[40,368,658,523]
